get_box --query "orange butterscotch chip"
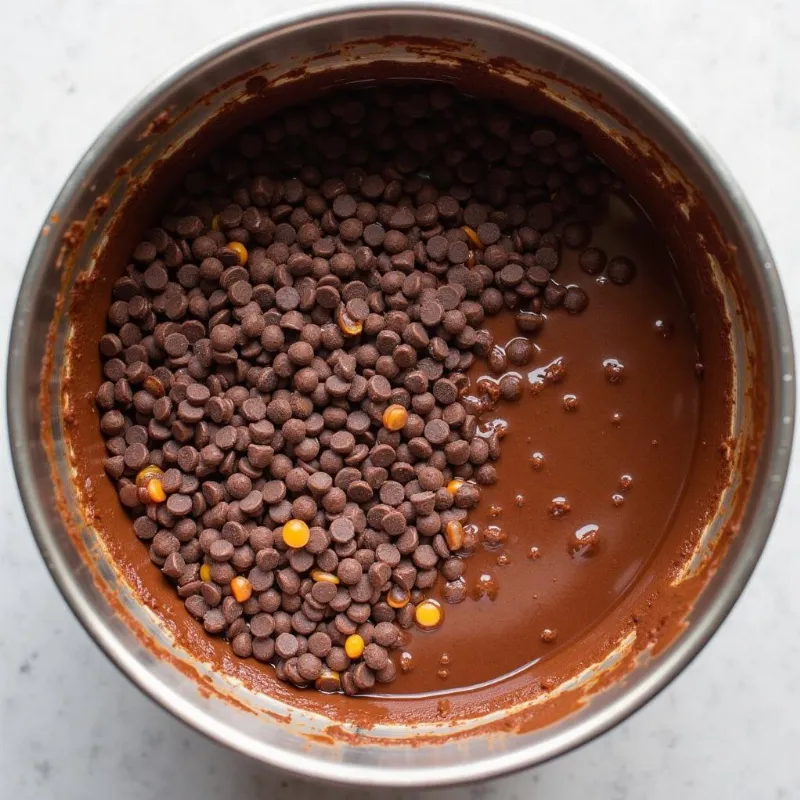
[227,241,248,265]
[135,465,164,487]
[415,599,444,630]
[344,634,365,659]
[444,520,464,551]
[387,585,410,609]
[461,225,485,250]
[199,563,212,582]
[230,576,252,603]
[142,375,165,398]
[135,465,166,504]
[310,569,339,585]
[147,480,166,503]
[382,404,409,431]
[283,519,310,548]
[336,304,363,336]
[446,478,465,495]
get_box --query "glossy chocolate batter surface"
[382,195,701,694]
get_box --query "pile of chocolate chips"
[94,83,620,695]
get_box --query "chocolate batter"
[386,193,701,694]
[58,68,735,728]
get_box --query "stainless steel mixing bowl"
[8,1,795,787]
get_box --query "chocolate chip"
[607,255,637,285]
[544,282,567,308]
[564,285,589,313]
[275,632,299,659]
[579,246,607,274]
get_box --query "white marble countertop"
[2,0,798,797]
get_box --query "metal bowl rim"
[7,0,795,787]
